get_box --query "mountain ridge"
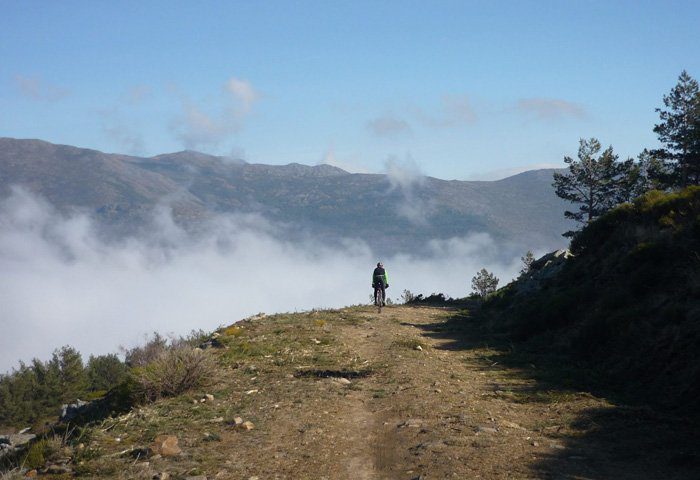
[0,137,572,253]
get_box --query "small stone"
[336,378,351,385]
[245,389,259,395]
[150,435,182,457]
[233,417,244,426]
[241,421,255,431]
[210,417,224,423]
[152,472,169,480]
[186,476,208,480]
[25,470,38,478]
[415,345,423,351]
[476,426,498,434]
[531,441,539,447]
[205,394,215,402]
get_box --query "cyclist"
[372,262,389,306]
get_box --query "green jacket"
[372,267,388,287]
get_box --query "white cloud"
[516,98,586,121]
[171,76,260,150]
[0,187,523,373]
[384,155,433,225]
[225,77,258,112]
[14,75,69,102]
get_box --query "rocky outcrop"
[512,249,573,295]
[0,431,36,461]
[60,399,90,422]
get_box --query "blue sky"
[1,0,699,180]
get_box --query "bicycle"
[373,285,385,313]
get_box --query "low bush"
[130,347,217,402]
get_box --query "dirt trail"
[261,305,697,480]
[81,305,699,479]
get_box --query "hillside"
[2,305,698,479]
[0,138,572,253]
[481,187,700,413]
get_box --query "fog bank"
[0,188,526,373]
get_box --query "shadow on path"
[406,304,700,480]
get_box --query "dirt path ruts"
[317,306,698,480]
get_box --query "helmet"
[377,262,383,267]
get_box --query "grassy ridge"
[482,187,700,412]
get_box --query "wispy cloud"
[101,121,146,155]
[125,85,153,105]
[14,75,69,102]
[417,95,477,128]
[516,97,586,121]
[384,154,433,225]
[366,115,412,138]
[98,106,146,155]
[171,76,260,150]
[225,77,258,112]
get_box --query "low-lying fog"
[0,187,535,373]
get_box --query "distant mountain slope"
[0,138,572,252]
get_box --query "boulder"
[0,432,37,460]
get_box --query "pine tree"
[86,354,127,391]
[56,346,88,403]
[520,250,535,275]
[471,268,499,299]
[553,138,623,236]
[653,70,700,187]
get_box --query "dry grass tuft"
[131,347,217,401]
